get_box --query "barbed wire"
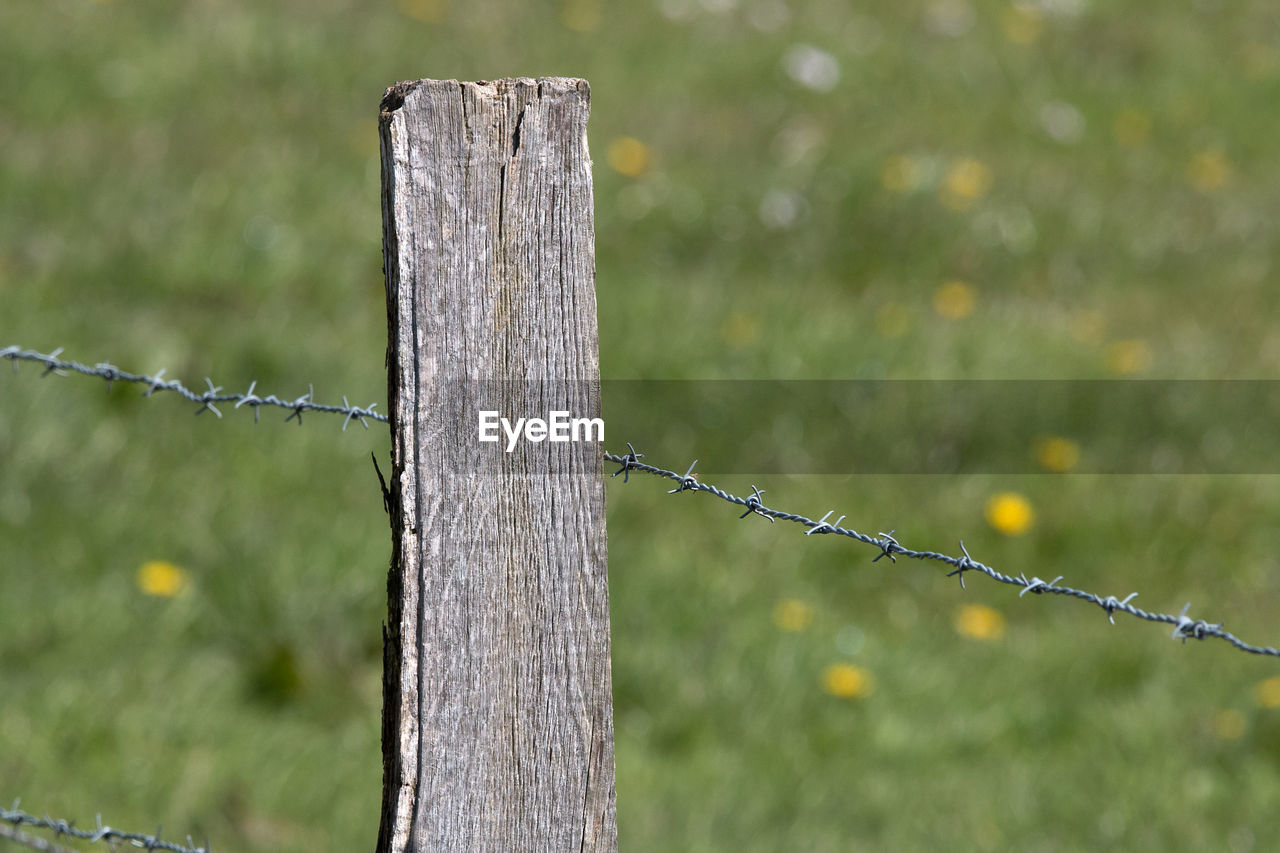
[1,346,386,429]
[0,804,207,853]
[0,823,75,853]
[5,343,1275,658]
[604,444,1280,659]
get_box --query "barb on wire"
[0,803,208,853]
[1,346,386,429]
[603,447,1280,659]
[0,822,77,853]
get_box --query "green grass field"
[3,1,1280,850]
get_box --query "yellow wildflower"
[1186,150,1232,192]
[137,560,188,598]
[1106,339,1152,375]
[1035,437,1080,473]
[1255,676,1280,709]
[954,604,1006,640]
[940,158,993,211]
[607,137,651,178]
[933,280,976,319]
[822,664,874,699]
[985,492,1034,536]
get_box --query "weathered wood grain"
[377,78,616,853]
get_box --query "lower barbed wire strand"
[0,805,207,853]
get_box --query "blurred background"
[3,1,1280,850]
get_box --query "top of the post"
[380,77,590,118]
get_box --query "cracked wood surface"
[377,78,617,853]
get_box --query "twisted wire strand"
[1,346,386,429]
[604,446,1280,658]
[5,344,1275,657]
[0,804,208,853]
[0,823,76,853]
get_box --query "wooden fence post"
[376,78,617,852]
